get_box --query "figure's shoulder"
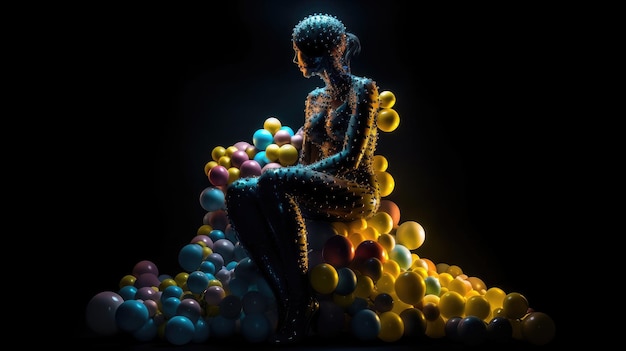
[307,87,325,98]
[351,75,378,95]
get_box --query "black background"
[53,1,572,348]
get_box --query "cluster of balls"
[85,91,555,346]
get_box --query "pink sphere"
[239,160,262,178]
[291,134,303,149]
[261,162,282,173]
[273,129,292,146]
[86,291,124,336]
[230,150,249,168]
[208,165,229,186]
[234,141,251,151]
[132,260,159,277]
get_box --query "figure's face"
[293,43,321,78]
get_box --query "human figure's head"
[292,13,361,77]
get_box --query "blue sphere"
[186,271,210,294]
[252,128,274,150]
[178,243,204,272]
[350,308,380,340]
[240,313,271,343]
[115,299,149,333]
[165,316,195,345]
[199,187,225,212]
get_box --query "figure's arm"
[308,78,379,174]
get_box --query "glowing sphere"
[378,108,400,132]
[252,128,274,150]
[522,312,555,345]
[388,244,412,270]
[379,90,396,109]
[322,235,355,268]
[309,263,339,294]
[367,211,393,235]
[395,220,425,250]
[85,291,124,336]
[239,160,262,178]
[278,144,299,165]
[395,270,425,306]
[375,171,395,197]
[424,276,441,296]
[263,116,282,134]
[199,187,225,212]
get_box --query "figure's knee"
[225,177,259,209]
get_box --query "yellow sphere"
[438,291,465,319]
[376,272,396,294]
[309,263,339,295]
[264,144,280,161]
[394,271,425,306]
[425,315,446,338]
[484,287,507,311]
[354,274,374,298]
[218,155,231,168]
[372,154,388,172]
[376,171,395,197]
[502,292,529,319]
[278,144,299,166]
[368,212,394,235]
[197,224,213,235]
[331,221,349,236]
[377,233,396,254]
[465,295,491,320]
[378,311,404,342]
[119,274,136,288]
[264,116,282,135]
[227,167,240,184]
[211,146,226,162]
[225,145,239,157]
[378,108,400,132]
[395,220,425,250]
[158,278,178,291]
[379,90,396,109]
[204,160,218,176]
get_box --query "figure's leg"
[256,171,318,344]
[224,178,292,328]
